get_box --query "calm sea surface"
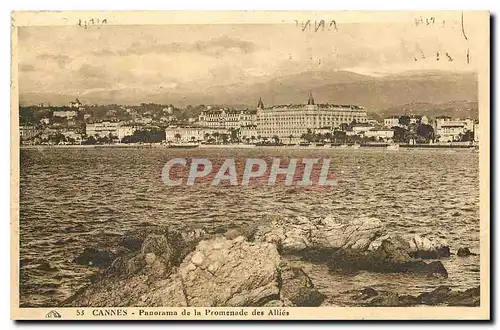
[19,147,480,307]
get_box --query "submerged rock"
[327,245,448,277]
[73,248,114,268]
[457,247,477,257]
[361,286,480,307]
[254,214,386,255]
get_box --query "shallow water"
[19,147,480,307]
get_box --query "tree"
[272,135,280,144]
[212,132,220,143]
[203,133,210,141]
[417,124,435,143]
[398,115,411,127]
[461,130,474,142]
[191,136,196,142]
[392,126,407,142]
[174,133,181,142]
[221,133,229,144]
[288,134,294,144]
[324,132,333,142]
[333,130,346,143]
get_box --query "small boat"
[387,144,400,151]
[167,142,199,149]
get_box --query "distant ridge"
[20,70,478,113]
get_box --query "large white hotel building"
[256,94,368,139]
[166,94,369,142]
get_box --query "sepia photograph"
[10,10,490,320]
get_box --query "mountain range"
[20,70,478,118]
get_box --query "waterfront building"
[383,115,429,128]
[19,125,40,141]
[165,126,227,142]
[384,116,400,128]
[198,108,257,129]
[434,117,475,142]
[364,128,395,141]
[256,94,368,140]
[86,121,136,141]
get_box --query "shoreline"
[20,143,478,151]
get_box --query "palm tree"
[324,132,333,143]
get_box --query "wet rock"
[418,286,451,305]
[408,260,448,278]
[327,248,448,277]
[73,248,114,268]
[254,214,386,255]
[120,237,143,251]
[362,286,479,307]
[214,227,227,234]
[279,262,326,306]
[407,234,450,259]
[36,262,58,272]
[447,286,480,306]
[367,292,402,306]
[457,247,477,257]
[359,287,378,300]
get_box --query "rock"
[359,287,378,300]
[457,247,477,257]
[36,262,58,272]
[178,236,281,306]
[64,230,324,308]
[263,300,285,307]
[73,248,114,268]
[407,260,448,278]
[327,248,448,277]
[447,286,480,306]
[144,253,156,265]
[367,292,402,306]
[254,214,386,255]
[279,262,326,306]
[419,286,451,305]
[407,234,450,259]
[120,237,143,251]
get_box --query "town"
[19,94,479,148]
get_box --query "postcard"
[11,10,490,320]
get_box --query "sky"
[17,12,482,105]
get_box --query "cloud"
[36,54,71,68]
[91,36,257,57]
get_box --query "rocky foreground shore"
[63,215,480,307]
